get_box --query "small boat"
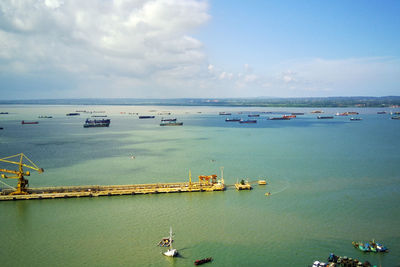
[391,111,400,115]
[311,110,323,114]
[325,253,373,267]
[239,119,257,123]
[0,127,3,130]
[258,180,267,185]
[160,122,183,126]
[194,257,213,265]
[346,111,359,115]
[265,192,271,196]
[91,115,107,117]
[0,112,9,114]
[139,115,155,119]
[352,240,388,252]
[317,116,334,119]
[225,118,241,122]
[163,227,178,257]
[21,121,39,124]
[66,113,80,116]
[219,112,231,115]
[350,117,362,121]
[311,260,327,267]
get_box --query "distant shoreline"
[0,96,399,108]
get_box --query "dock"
[0,181,225,201]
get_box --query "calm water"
[0,105,399,266]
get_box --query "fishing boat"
[21,121,39,124]
[139,115,155,119]
[160,122,183,126]
[239,119,257,123]
[163,227,178,257]
[352,240,388,252]
[317,116,334,119]
[194,257,213,265]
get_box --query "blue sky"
[0,0,399,99]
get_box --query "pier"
[0,181,225,201]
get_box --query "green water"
[0,105,399,266]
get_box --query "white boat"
[163,227,178,257]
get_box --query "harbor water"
[0,105,399,266]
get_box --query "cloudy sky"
[0,0,399,99]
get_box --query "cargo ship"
[239,119,257,123]
[225,118,241,122]
[283,115,296,119]
[377,111,387,114]
[268,117,290,120]
[291,112,304,115]
[160,122,183,126]
[161,118,177,122]
[83,118,110,127]
[248,114,260,117]
[317,116,334,119]
[139,115,155,119]
[66,113,80,116]
[21,121,39,124]
[391,116,400,120]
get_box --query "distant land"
[1,96,400,108]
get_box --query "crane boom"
[0,153,44,195]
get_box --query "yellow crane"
[0,153,44,195]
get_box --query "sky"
[0,0,399,99]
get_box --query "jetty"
[0,154,226,201]
[0,181,225,201]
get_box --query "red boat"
[21,121,39,124]
[194,257,212,265]
[283,115,296,119]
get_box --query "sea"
[0,105,399,267]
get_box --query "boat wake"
[270,178,290,196]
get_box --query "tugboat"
[163,227,178,257]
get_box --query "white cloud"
[0,0,211,98]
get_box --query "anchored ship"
[83,118,110,127]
